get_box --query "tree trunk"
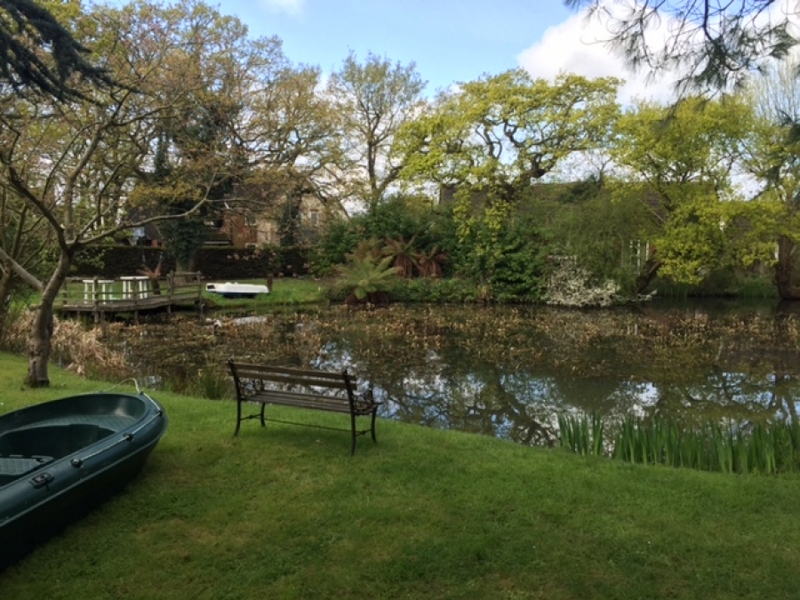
[635,257,662,296]
[0,267,13,342]
[774,235,800,300]
[25,250,73,387]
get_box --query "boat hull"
[205,282,270,299]
[0,392,167,569]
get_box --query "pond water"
[105,299,800,447]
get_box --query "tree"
[326,51,427,213]
[0,0,238,386]
[127,0,288,271]
[241,60,340,240]
[399,71,620,202]
[0,0,111,100]
[565,0,797,92]
[740,57,800,299]
[609,95,753,291]
[0,168,52,337]
[397,70,620,295]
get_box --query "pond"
[103,299,800,448]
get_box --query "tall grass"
[559,414,800,475]
[558,413,604,456]
[0,309,131,380]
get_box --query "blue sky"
[216,1,574,92]
[210,0,676,103]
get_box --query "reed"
[560,413,800,475]
[558,413,604,456]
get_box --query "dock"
[59,272,203,321]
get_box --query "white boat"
[205,282,270,299]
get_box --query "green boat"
[0,390,167,568]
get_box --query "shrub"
[543,256,620,307]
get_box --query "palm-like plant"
[336,255,401,305]
[383,235,418,279]
[349,238,383,262]
[415,245,447,278]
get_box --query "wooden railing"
[60,272,202,311]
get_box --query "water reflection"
[106,300,800,447]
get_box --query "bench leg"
[233,401,267,437]
[350,413,357,455]
[370,409,378,443]
[234,399,242,437]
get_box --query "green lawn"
[203,277,329,308]
[2,352,800,599]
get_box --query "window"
[308,210,319,225]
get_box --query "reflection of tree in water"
[101,302,800,446]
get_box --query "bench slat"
[234,373,349,390]
[232,364,349,387]
[252,391,349,409]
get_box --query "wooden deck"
[59,272,203,321]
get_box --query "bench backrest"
[228,361,355,402]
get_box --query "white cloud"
[260,0,305,16]
[517,10,679,106]
[520,1,800,105]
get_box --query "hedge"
[71,245,311,280]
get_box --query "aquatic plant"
[558,413,604,456]
[561,414,800,475]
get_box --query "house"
[212,193,328,248]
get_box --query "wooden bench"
[227,360,381,455]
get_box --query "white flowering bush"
[543,256,620,308]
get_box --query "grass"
[9,277,329,315]
[203,277,329,309]
[3,354,800,598]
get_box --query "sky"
[209,0,679,104]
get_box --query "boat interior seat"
[0,455,54,479]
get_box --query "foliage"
[334,254,401,303]
[0,0,112,100]
[543,255,621,307]
[559,413,605,456]
[537,180,655,296]
[398,70,621,197]
[159,216,208,272]
[326,51,427,212]
[382,277,478,303]
[609,96,754,291]
[310,217,363,276]
[414,244,447,279]
[440,205,545,302]
[374,194,439,241]
[397,71,620,293]
[383,235,418,278]
[565,0,797,92]
[739,59,800,298]
[311,194,450,277]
